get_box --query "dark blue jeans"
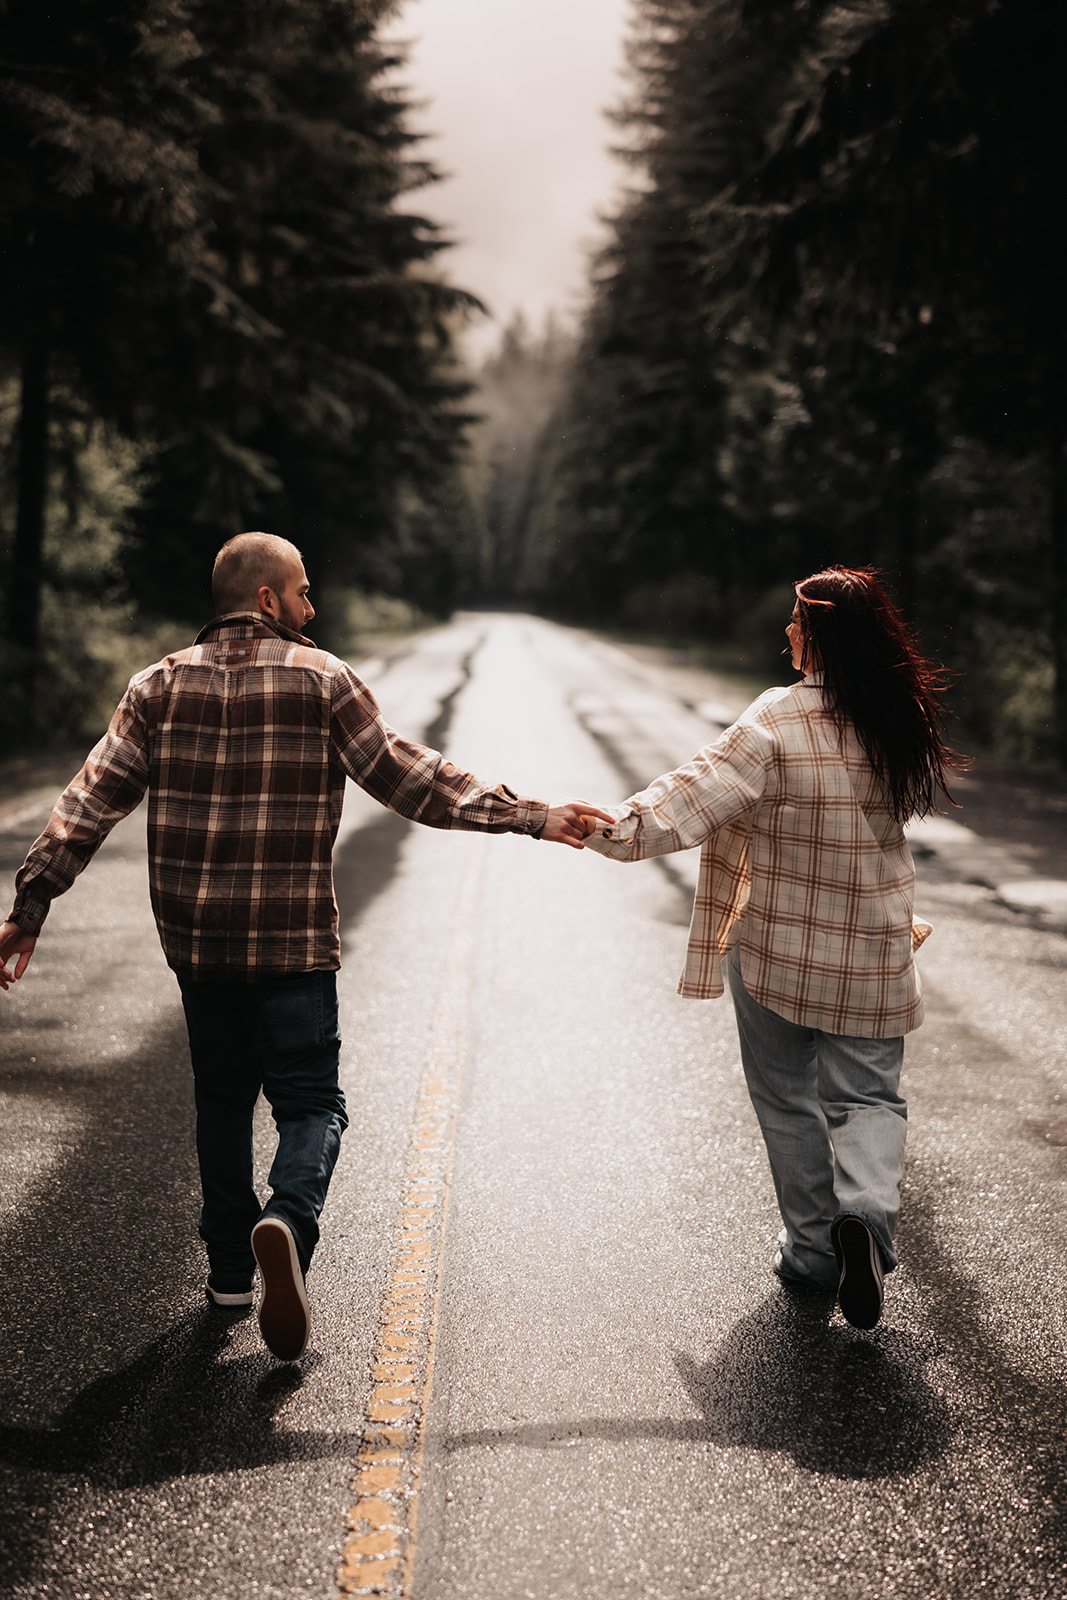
[178,970,348,1291]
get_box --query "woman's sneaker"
[251,1217,310,1360]
[835,1218,884,1329]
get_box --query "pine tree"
[1,0,481,742]
[0,0,214,730]
[709,0,1067,755]
[124,0,481,626]
[541,0,818,628]
[540,0,1067,759]
[465,313,575,602]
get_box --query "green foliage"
[0,376,187,744]
[534,0,813,626]
[525,0,1067,764]
[0,0,481,741]
[311,586,435,664]
[122,0,482,626]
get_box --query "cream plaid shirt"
[585,677,922,1038]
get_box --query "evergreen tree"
[0,0,480,743]
[708,0,1067,756]
[125,0,481,625]
[540,0,819,629]
[538,0,1067,760]
[0,0,213,729]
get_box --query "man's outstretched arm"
[329,664,613,844]
[0,922,36,990]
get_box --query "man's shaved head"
[212,533,303,615]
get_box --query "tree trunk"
[1051,434,1067,770]
[9,329,49,737]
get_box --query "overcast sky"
[384,0,632,359]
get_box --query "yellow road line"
[336,844,483,1597]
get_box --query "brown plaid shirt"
[585,677,923,1038]
[10,615,548,977]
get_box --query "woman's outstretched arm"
[580,716,771,863]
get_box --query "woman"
[584,567,960,1328]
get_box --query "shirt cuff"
[8,894,49,937]
[580,807,637,858]
[591,807,638,842]
[513,798,550,837]
[583,830,635,860]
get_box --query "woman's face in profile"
[786,602,807,672]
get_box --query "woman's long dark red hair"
[794,566,963,822]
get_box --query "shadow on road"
[900,1181,1067,1568]
[674,1292,951,1478]
[439,1290,951,1482]
[0,1307,360,1590]
[0,1307,355,1482]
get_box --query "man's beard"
[280,601,308,635]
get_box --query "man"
[0,532,608,1360]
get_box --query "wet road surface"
[1,614,1065,1600]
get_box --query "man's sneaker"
[773,1227,837,1294]
[251,1217,310,1360]
[205,1277,254,1310]
[836,1218,884,1329]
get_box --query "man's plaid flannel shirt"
[9,615,548,977]
[585,677,923,1039]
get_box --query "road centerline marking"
[337,843,483,1597]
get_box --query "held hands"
[0,921,36,991]
[540,802,615,850]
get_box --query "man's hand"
[540,803,615,850]
[0,922,36,990]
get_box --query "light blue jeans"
[726,945,906,1288]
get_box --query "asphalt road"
[1,613,1065,1600]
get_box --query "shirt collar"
[194,611,317,649]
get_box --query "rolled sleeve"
[583,805,640,860]
[7,891,49,937]
[513,796,550,837]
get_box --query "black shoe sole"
[836,1219,884,1329]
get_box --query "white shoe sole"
[206,1284,255,1308]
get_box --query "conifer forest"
[2,0,1065,767]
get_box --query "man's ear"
[256,584,277,617]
